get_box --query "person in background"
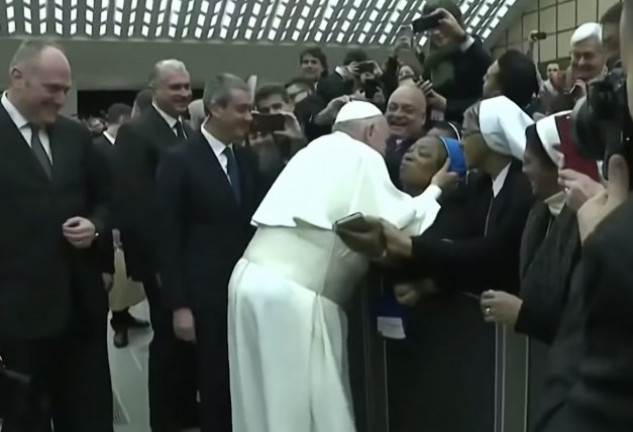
[568,22,606,99]
[600,1,623,69]
[285,77,314,105]
[483,49,540,114]
[384,85,428,188]
[188,99,206,131]
[299,46,328,87]
[316,48,370,104]
[0,39,113,432]
[93,103,150,349]
[250,84,307,187]
[418,0,491,123]
[114,59,197,432]
[132,88,153,117]
[157,74,264,432]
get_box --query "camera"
[570,65,633,182]
[411,11,442,34]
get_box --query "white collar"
[152,101,179,128]
[103,131,115,144]
[491,163,511,197]
[2,92,29,130]
[201,124,231,157]
[544,191,566,216]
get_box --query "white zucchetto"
[479,96,534,160]
[334,101,383,124]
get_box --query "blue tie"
[224,146,241,205]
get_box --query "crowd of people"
[1,0,632,432]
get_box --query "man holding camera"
[250,84,307,187]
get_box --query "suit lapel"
[234,147,255,209]
[0,104,51,183]
[47,122,71,184]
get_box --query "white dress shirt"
[2,92,52,161]
[103,131,115,145]
[201,125,232,180]
[491,163,511,198]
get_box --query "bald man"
[0,39,113,431]
[384,85,427,189]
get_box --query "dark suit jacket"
[550,197,633,431]
[155,131,263,313]
[93,134,116,274]
[113,106,191,281]
[0,104,111,340]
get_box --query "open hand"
[558,168,605,211]
[431,159,459,190]
[481,290,522,326]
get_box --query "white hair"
[149,59,188,87]
[570,22,602,46]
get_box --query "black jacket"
[155,131,264,312]
[0,105,111,339]
[113,106,191,281]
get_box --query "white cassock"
[228,123,442,431]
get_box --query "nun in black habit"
[379,96,534,432]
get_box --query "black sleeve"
[445,38,492,120]
[407,194,532,295]
[155,149,189,310]
[514,295,557,344]
[82,128,112,259]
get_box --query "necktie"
[174,120,186,139]
[224,146,241,205]
[29,125,52,178]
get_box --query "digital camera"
[571,64,633,182]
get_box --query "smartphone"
[251,113,285,134]
[556,114,601,181]
[357,61,375,74]
[412,12,442,34]
[533,31,547,40]
[334,213,371,231]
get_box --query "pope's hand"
[431,159,459,190]
[577,154,629,244]
[173,308,196,343]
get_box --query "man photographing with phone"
[411,0,490,123]
[249,84,307,185]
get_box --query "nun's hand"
[431,159,459,190]
[577,154,630,244]
[558,169,605,211]
[480,290,522,326]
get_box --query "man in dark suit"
[0,40,112,431]
[93,103,150,349]
[156,73,264,432]
[113,60,197,432]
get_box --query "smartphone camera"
[357,61,375,74]
[411,11,442,34]
[251,113,286,134]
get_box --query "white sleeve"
[347,151,442,236]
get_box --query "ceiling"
[0,0,519,46]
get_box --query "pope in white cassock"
[227,101,454,432]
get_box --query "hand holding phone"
[251,113,286,134]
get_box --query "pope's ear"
[366,122,376,139]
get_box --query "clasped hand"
[62,216,96,249]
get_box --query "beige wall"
[491,0,618,64]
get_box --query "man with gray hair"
[156,73,264,432]
[569,22,607,98]
[0,39,112,431]
[113,59,197,432]
[227,100,456,432]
